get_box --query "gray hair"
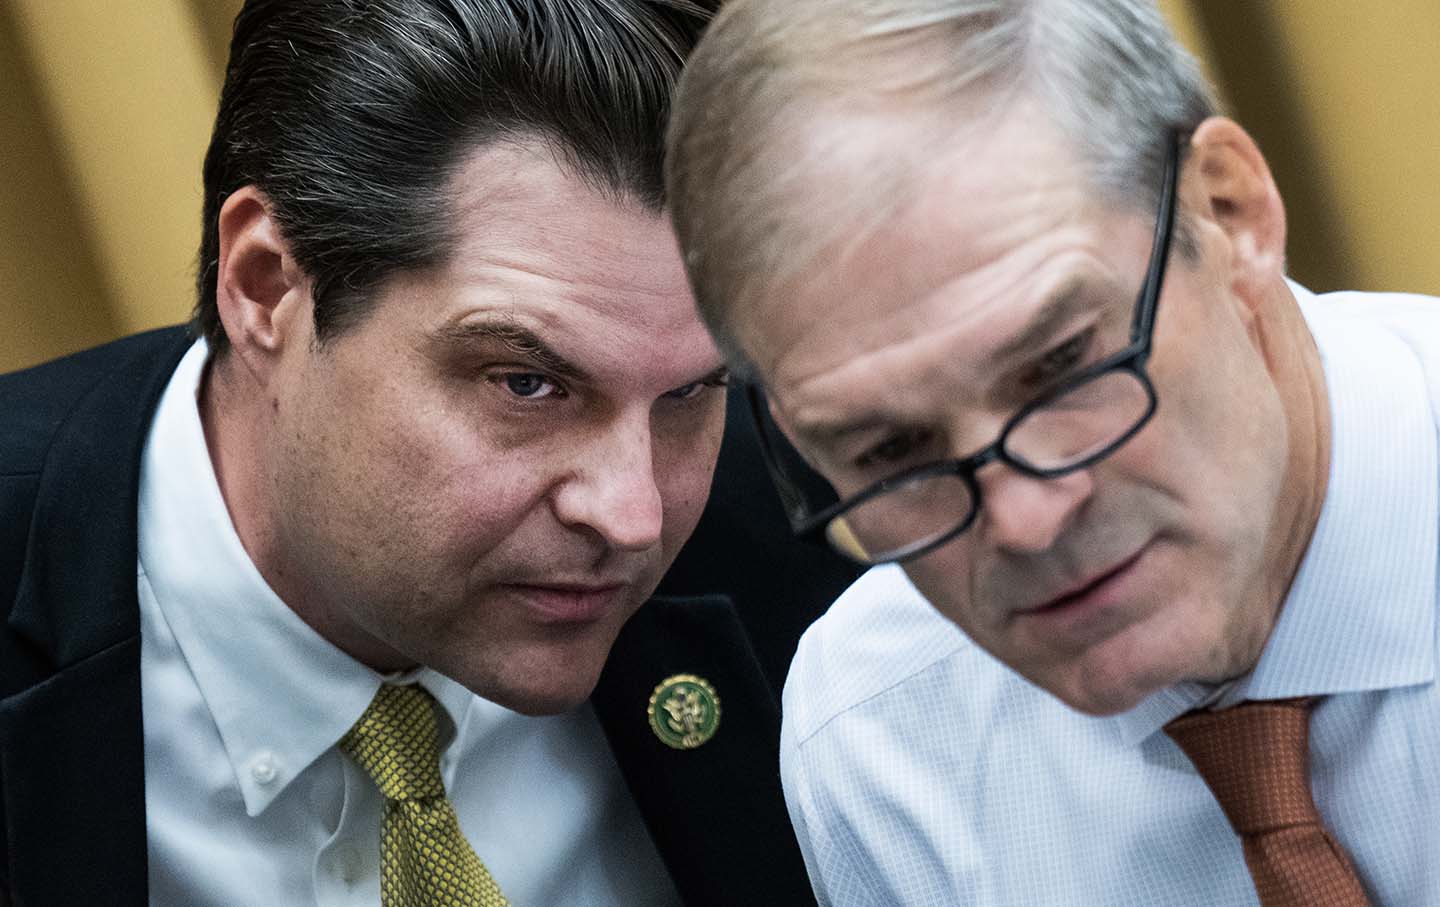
[666,0,1216,375]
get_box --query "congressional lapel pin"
[648,673,721,749]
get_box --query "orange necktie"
[1164,698,1370,906]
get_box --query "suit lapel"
[592,594,815,907]
[2,328,189,906]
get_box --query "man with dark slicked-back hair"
[667,0,1440,904]
[0,2,859,905]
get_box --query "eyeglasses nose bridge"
[947,428,1007,483]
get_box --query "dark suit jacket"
[0,328,862,907]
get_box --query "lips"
[502,581,629,624]
[1044,557,1137,611]
[1019,545,1149,617]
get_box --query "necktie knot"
[338,684,447,801]
[1165,697,1371,906]
[1165,697,1316,834]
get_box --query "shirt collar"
[1112,283,1438,746]
[137,339,475,816]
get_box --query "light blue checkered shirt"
[780,286,1440,905]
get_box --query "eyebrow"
[435,318,730,395]
[433,317,586,381]
[794,413,888,447]
[791,279,1104,448]
[987,278,1099,366]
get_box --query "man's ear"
[1185,117,1287,312]
[215,185,311,380]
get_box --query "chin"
[500,689,591,717]
[446,654,607,717]
[1053,682,1152,717]
[429,605,636,715]
[1043,651,1175,717]
[1044,598,1225,716]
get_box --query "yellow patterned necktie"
[338,684,510,907]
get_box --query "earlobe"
[1186,117,1288,311]
[215,186,309,376]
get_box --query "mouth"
[502,581,630,625]
[1010,543,1152,642]
[1039,550,1143,611]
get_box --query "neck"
[200,353,414,672]
[200,352,274,577]
[1254,280,1332,624]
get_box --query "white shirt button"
[249,751,279,785]
[332,843,362,884]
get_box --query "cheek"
[408,438,573,566]
[903,542,985,635]
[1144,346,1287,534]
[654,407,726,546]
[331,401,557,567]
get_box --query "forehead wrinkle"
[443,144,685,307]
[758,199,1100,394]
[454,241,685,311]
[775,243,1088,396]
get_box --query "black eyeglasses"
[748,133,1181,565]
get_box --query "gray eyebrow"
[791,280,1102,447]
[796,413,888,447]
[988,279,1097,366]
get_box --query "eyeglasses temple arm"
[744,382,819,533]
[1132,132,1182,343]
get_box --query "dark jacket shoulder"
[658,386,863,691]
[1,326,192,685]
[1,327,191,905]
[0,328,191,477]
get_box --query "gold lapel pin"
[648,673,721,749]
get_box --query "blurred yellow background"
[2,0,1438,372]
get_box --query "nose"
[551,412,664,553]
[974,462,1093,554]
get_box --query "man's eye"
[1022,328,1096,389]
[499,372,564,399]
[666,382,705,400]
[664,375,729,401]
[854,428,934,470]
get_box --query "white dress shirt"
[780,285,1440,905]
[137,339,680,906]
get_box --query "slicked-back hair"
[193,0,715,355]
[666,0,1215,375]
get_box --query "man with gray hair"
[0,1,862,904]
[667,0,1440,904]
